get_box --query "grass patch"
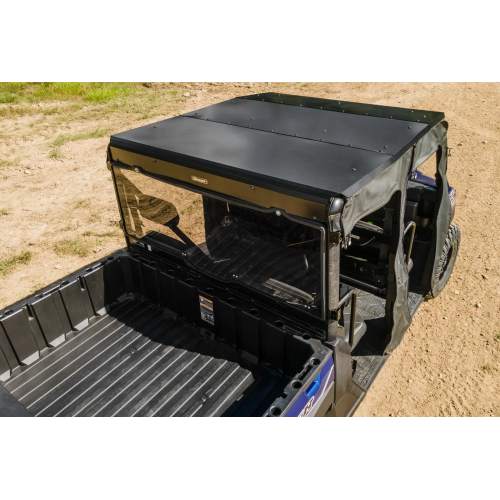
[87,214,101,223]
[75,199,90,209]
[49,148,62,160]
[483,364,493,372]
[0,91,20,103]
[0,209,11,216]
[53,238,90,258]
[94,230,121,238]
[0,251,32,277]
[0,156,21,167]
[82,229,120,238]
[0,82,139,104]
[84,84,133,102]
[181,197,202,215]
[1,83,187,123]
[53,128,108,147]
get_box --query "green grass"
[83,84,133,102]
[53,128,109,147]
[483,364,493,372]
[0,157,21,167]
[0,209,10,216]
[0,82,139,104]
[53,238,90,258]
[0,251,32,277]
[0,83,188,123]
[48,148,62,160]
[0,91,19,103]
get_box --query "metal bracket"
[330,230,342,245]
[404,221,416,266]
[338,288,358,346]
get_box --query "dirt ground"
[1,82,499,416]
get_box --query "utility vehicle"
[0,93,460,417]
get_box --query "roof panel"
[110,93,444,203]
[111,117,392,201]
[244,92,444,127]
[182,99,427,155]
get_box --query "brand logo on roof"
[191,175,208,184]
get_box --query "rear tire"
[428,224,461,298]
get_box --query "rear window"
[114,167,324,317]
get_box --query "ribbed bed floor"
[4,298,288,417]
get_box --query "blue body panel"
[284,356,334,417]
[412,170,454,196]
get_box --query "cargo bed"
[0,251,328,417]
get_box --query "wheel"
[428,224,461,298]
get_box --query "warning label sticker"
[199,295,214,325]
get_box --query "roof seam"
[179,115,393,157]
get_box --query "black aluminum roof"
[110,93,444,204]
